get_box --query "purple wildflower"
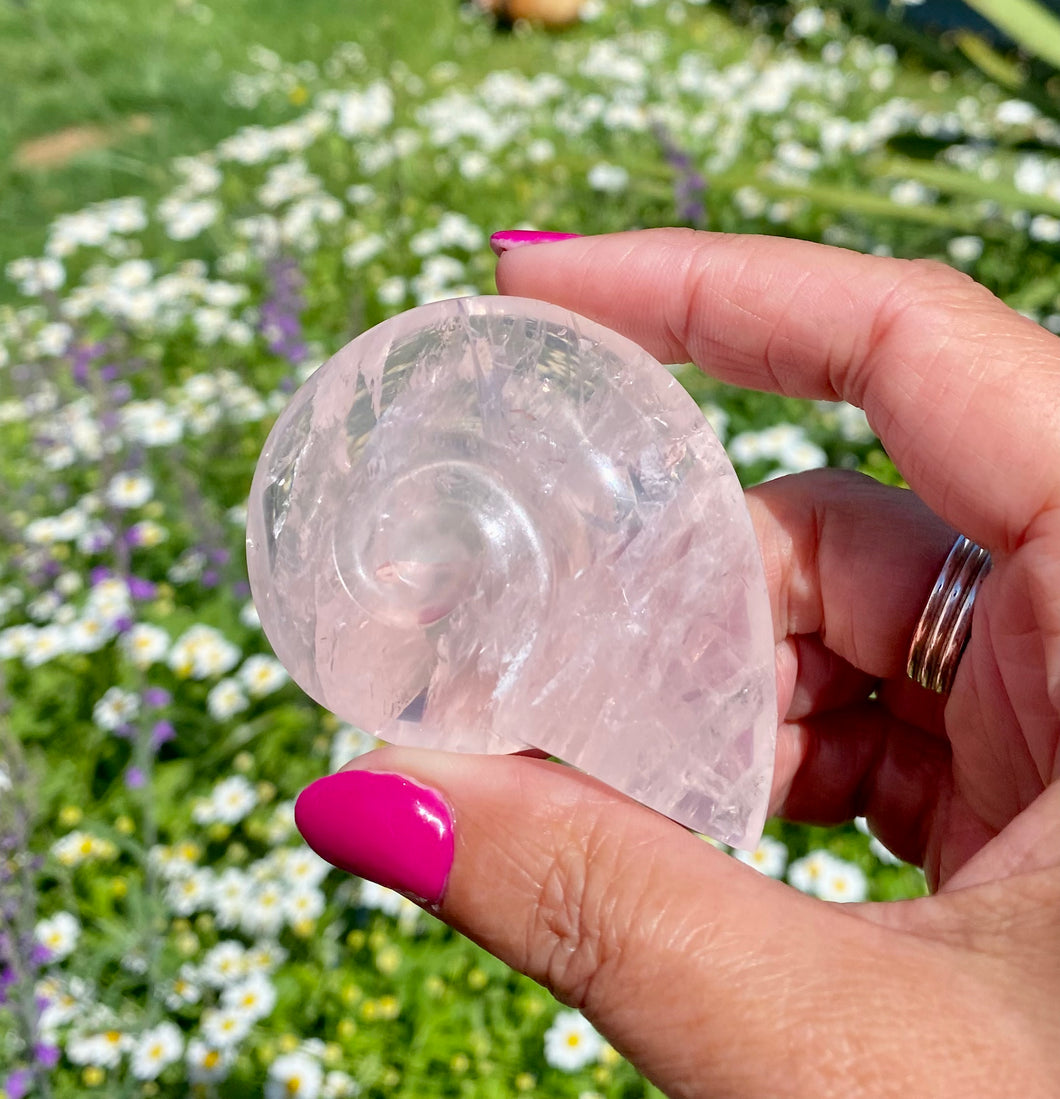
[34,1044,60,1070]
[69,342,107,387]
[260,255,310,364]
[143,687,171,709]
[82,530,112,555]
[0,736,55,1099]
[150,721,176,749]
[655,125,708,227]
[127,575,157,600]
[5,1068,31,1099]
[124,766,147,789]
[0,964,15,1003]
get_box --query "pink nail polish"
[490,230,582,256]
[294,770,454,905]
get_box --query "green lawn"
[1,0,568,272]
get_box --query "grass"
[0,0,570,274]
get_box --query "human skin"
[298,231,1060,1097]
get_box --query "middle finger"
[748,469,955,679]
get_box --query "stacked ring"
[907,535,992,694]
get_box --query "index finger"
[495,229,1060,552]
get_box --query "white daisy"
[322,1069,360,1098]
[587,162,629,193]
[86,578,132,623]
[206,677,250,720]
[160,198,220,241]
[165,868,215,916]
[66,1028,132,1068]
[266,1051,324,1099]
[543,1010,604,1072]
[787,849,833,895]
[359,881,421,929]
[0,624,35,660]
[35,911,81,961]
[220,972,278,1022]
[52,831,116,867]
[120,623,170,668]
[23,624,70,666]
[148,842,201,881]
[284,885,326,925]
[330,725,380,772]
[817,856,869,903]
[201,941,248,988]
[789,850,868,902]
[237,653,288,698]
[210,775,258,825]
[105,471,155,509]
[186,1038,233,1084]
[240,880,287,938]
[168,624,241,679]
[92,686,140,731]
[37,976,90,1038]
[280,847,332,889]
[245,941,288,975]
[164,965,202,1010]
[213,867,253,928]
[65,614,118,654]
[130,1021,183,1080]
[239,600,261,629]
[733,835,788,879]
[200,1007,253,1049]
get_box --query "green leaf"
[963,0,1060,72]
[875,154,1060,219]
[954,30,1028,89]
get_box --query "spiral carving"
[246,296,776,847]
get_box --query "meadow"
[3,0,1060,1095]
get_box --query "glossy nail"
[490,230,582,256]
[294,770,454,905]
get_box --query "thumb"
[293,747,991,1097]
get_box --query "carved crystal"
[246,296,776,848]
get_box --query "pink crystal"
[246,296,776,848]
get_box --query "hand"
[295,231,1060,1097]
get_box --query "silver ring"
[907,535,992,694]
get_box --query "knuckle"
[855,256,993,407]
[873,256,991,336]
[528,810,645,1011]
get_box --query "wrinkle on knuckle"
[531,816,616,1009]
[528,811,665,1013]
[675,241,778,386]
[672,240,725,366]
[758,267,820,395]
[859,258,987,400]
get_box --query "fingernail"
[490,230,582,256]
[294,770,454,905]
